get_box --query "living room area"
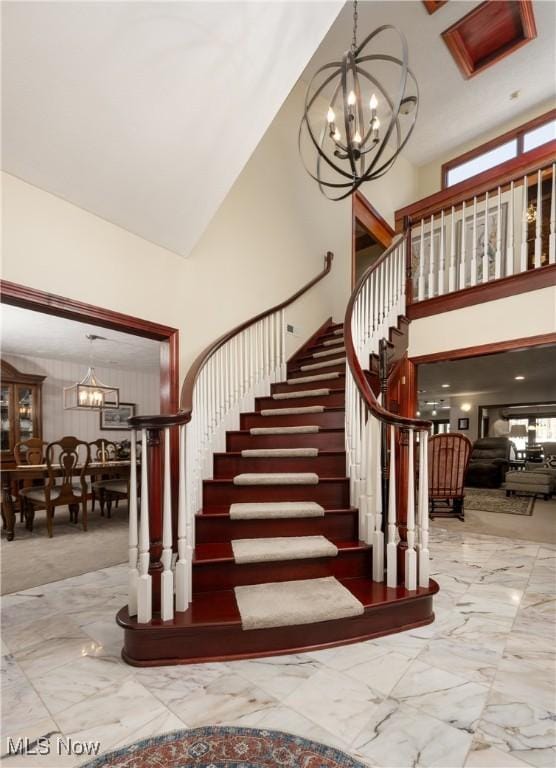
[415,342,556,543]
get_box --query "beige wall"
[416,98,556,199]
[3,354,160,443]
[2,81,419,393]
[408,286,556,359]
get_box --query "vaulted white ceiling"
[2,1,342,257]
[302,0,556,166]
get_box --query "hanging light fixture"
[63,334,120,411]
[299,0,419,200]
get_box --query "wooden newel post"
[147,427,163,612]
[396,426,409,585]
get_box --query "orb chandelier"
[299,0,419,200]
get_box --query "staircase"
[118,250,437,666]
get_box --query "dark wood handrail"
[344,236,431,431]
[129,252,334,430]
[394,142,556,230]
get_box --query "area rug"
[464,487,534,516]
[82,726,367,767]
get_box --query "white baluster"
[418,430,430,588]
[280,309,286,379]
[521,176,528,273]
[507,180,515,276]
[137,429,152,623]
[482,190,489,283]
[550,164,556,265]
[495,187,502,280]
[175,422,189,612]
[405,428,417,591]
[127,430,139,616]
[448,206,456,292]
[418,220,425,301]
[427,215,435,299]
[364,413,375,545]
[438,210,445,295]
[459,200,467,289]
[386,424,397,588]
[470,196,477,286]
[400,240,407,317]
[160,427,174,621]
[535,169,542,268]
[372,417,384,582]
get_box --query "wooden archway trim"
[0,279,179,415]
[352,192,395,288]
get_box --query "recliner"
[466,437,511,488]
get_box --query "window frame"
[441,109,556,190]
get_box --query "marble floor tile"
[283,665,384,745]
[55,678,183,757]
[0,717,76,768]
[353,697,473,767]
[390,659,489,734]
[2,612,85,654]
[161,671,280,728]
[465,741,538,767]
[231,653,323,700]
[1,679,51,735]
[417,635,502,686]
[490,655,556,713]
[318,642,414,696]
[13,634,103,680]
[475,691,556,768]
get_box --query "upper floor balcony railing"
[395,146,556,314]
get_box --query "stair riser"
[287,362,346,376]
[118,591,436,666]
[305,339,345,354]
[271,377,345,394]
[203,479,350,508]
[227,431,345,452]
[255,392,345,410]
[294,350,346,367]
[193,549,372,592]
[213,453,346,478]
[195,510,358,542]
[241,411,344,430]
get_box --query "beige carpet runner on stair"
[287,372,340,385]
[234,576,364,630]
[272,389,329,400]
[233,472,319,486]
[229,501,324,519]
[313,347,345,358]
[260,405,324,416]
[231,535,337,564]
[241,448,318,457]
[323,338,344,346]
[249,425,319,435]
[301,358,345,371]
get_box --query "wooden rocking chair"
[428,433,472,521]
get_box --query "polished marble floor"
[1,526,555,768]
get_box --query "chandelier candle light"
[300,0,419,199]
[63,334,120,411]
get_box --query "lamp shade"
[509,424,528,438]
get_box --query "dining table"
[1,460,131,541]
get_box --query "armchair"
[466,437,511,488]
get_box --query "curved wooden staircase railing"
[344,233,432,590]
[125,253,334,624]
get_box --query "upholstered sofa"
[465,437,511,488]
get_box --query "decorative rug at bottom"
[464,487,534,516]
[81,726,367,768]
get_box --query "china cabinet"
[1,360,45,467]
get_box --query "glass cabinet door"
[1,384,12,452]
[16,386,34,442]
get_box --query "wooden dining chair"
[19,437,91,537]
[14,438,48,522]
[91,440,141,517]
[89,438,118,514]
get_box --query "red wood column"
[147,428,163,612]
[395,357,418,585]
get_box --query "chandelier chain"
[351,0,358,51]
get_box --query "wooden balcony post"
[147,427,163,612]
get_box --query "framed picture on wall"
[100,402,135,431]
[457,417,469,431]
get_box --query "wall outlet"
[286,324,302,337]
